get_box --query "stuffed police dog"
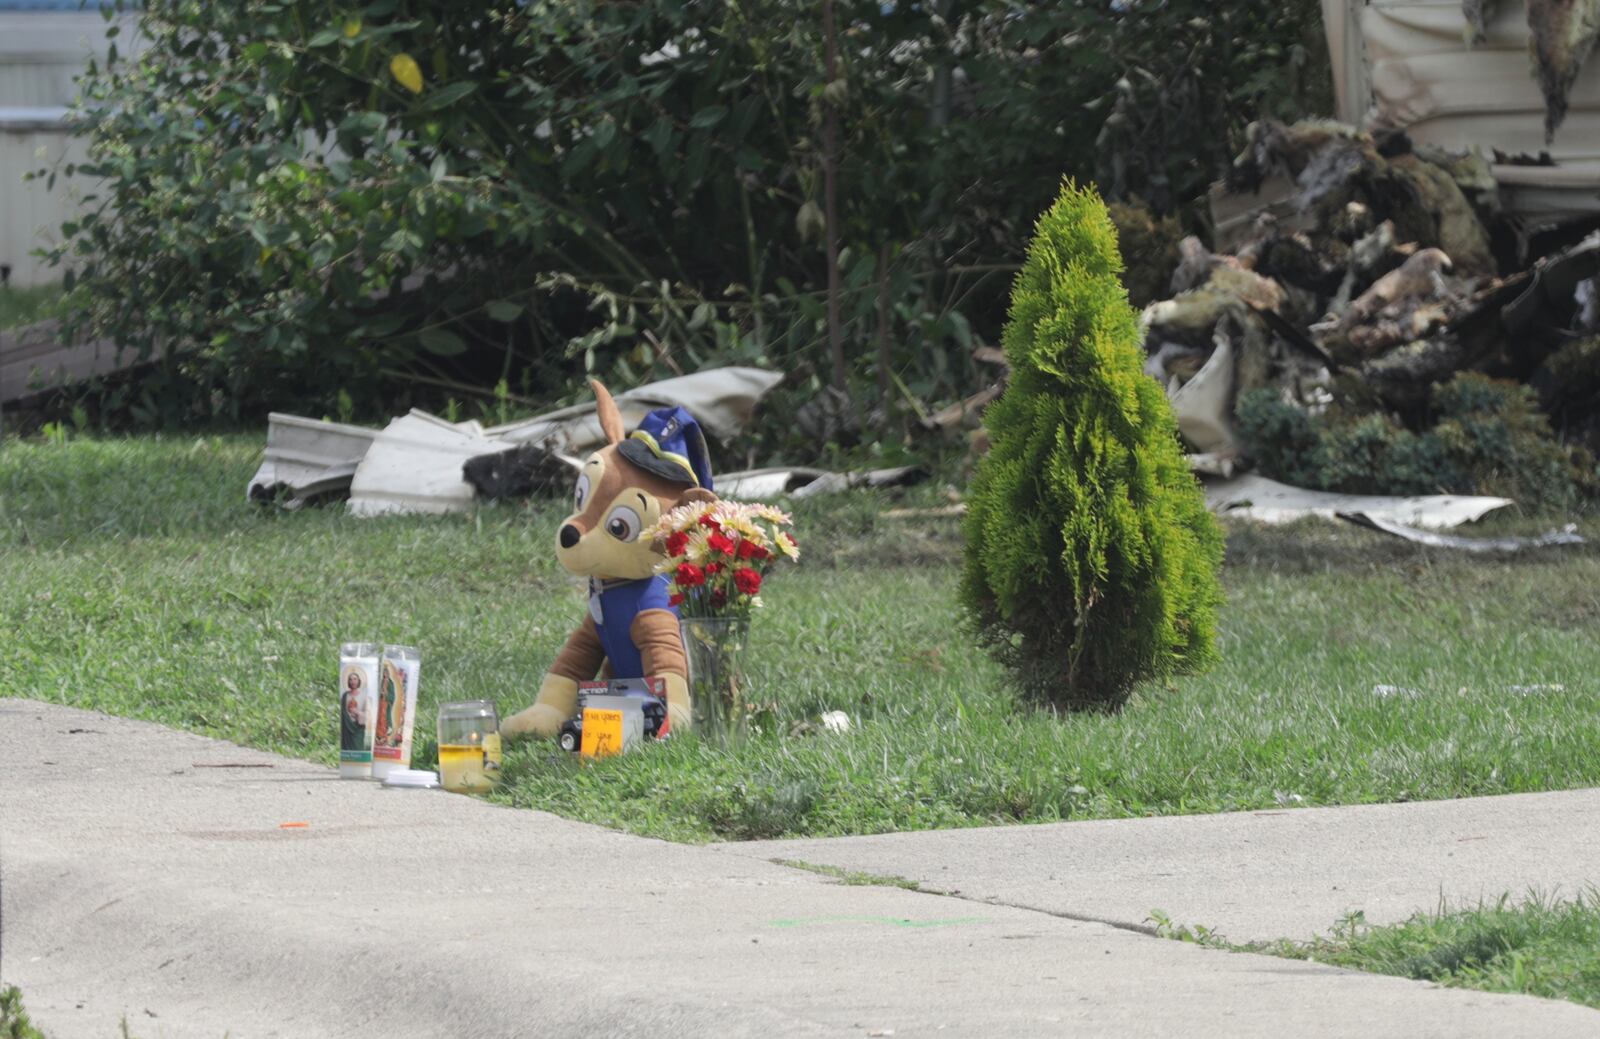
[500,379,716,740]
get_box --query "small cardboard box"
[580,696,645,758]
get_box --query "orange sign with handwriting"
[580,708,625,758]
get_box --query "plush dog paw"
[501,674,580,740]
[500,703,567,740]
[660,672,693,732]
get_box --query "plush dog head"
[555,380,716,580]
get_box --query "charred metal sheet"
[1206,473,1512,528]
[1338,511,1585,550]
[246,413,380,508]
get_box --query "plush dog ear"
[590,379,625,446]
[676,486,718,508]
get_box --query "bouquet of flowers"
[648,500,799,618]
[646,499,798,739]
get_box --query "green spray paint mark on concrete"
[767,915,989,929]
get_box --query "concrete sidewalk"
[731,788,1600,943]
[3,699,1597,1038]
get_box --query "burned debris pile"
[1130,118,1600,510]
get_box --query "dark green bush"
[960,183,1225,709]
[44,0,1330,430]
[1237,374,1593,510]
[1105,200,1184,309]
[1232,388,1323,488]
[1543,336,1600,406]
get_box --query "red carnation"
[710,588,728,609]
[675,562,705,588]
[706,561,725,575]
[733,567,762,595]
[668,593,685,607]
[707,532,736,555]
[665,531,690,557]
[736,540,770,561]
[698,514,721,531]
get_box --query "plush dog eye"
[604,506,642,542]
[574,473,591,510]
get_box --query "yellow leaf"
[343,18,361,38]
[390,53,424,95]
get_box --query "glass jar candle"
[436,700,502,794]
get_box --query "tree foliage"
[45,0,1328,429]
[961,182,1224,708]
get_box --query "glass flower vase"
[681,615,752,744]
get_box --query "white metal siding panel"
[0,63,78,106]
[1324,0,1370,128]
[0,12,141,287]
[0,126,82,286]
[1359,0,1600,159]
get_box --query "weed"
[775,859,923,890]
[1245,893,1600,1010]
[1148,910,1228,947]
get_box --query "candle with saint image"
[338,642,380,779]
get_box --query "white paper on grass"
[1204,473,1512,529]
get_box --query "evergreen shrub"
[960,182,1225,709]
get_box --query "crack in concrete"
[767,856,1161,937]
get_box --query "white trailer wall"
[1324,0,1600,225]
[0,10,138,288]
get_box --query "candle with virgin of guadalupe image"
[372,645,421,781]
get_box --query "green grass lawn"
[4,434,1600,842]
[1158,893,1600,1011]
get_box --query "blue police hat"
[617,406,714,491]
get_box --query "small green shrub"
[961,182,1225,709]
[1237,374,1592,511]
[1232,389,1324,488]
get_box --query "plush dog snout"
[559,524,581,549]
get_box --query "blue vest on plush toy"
[586,404,714,679]
[588,575,676,678]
